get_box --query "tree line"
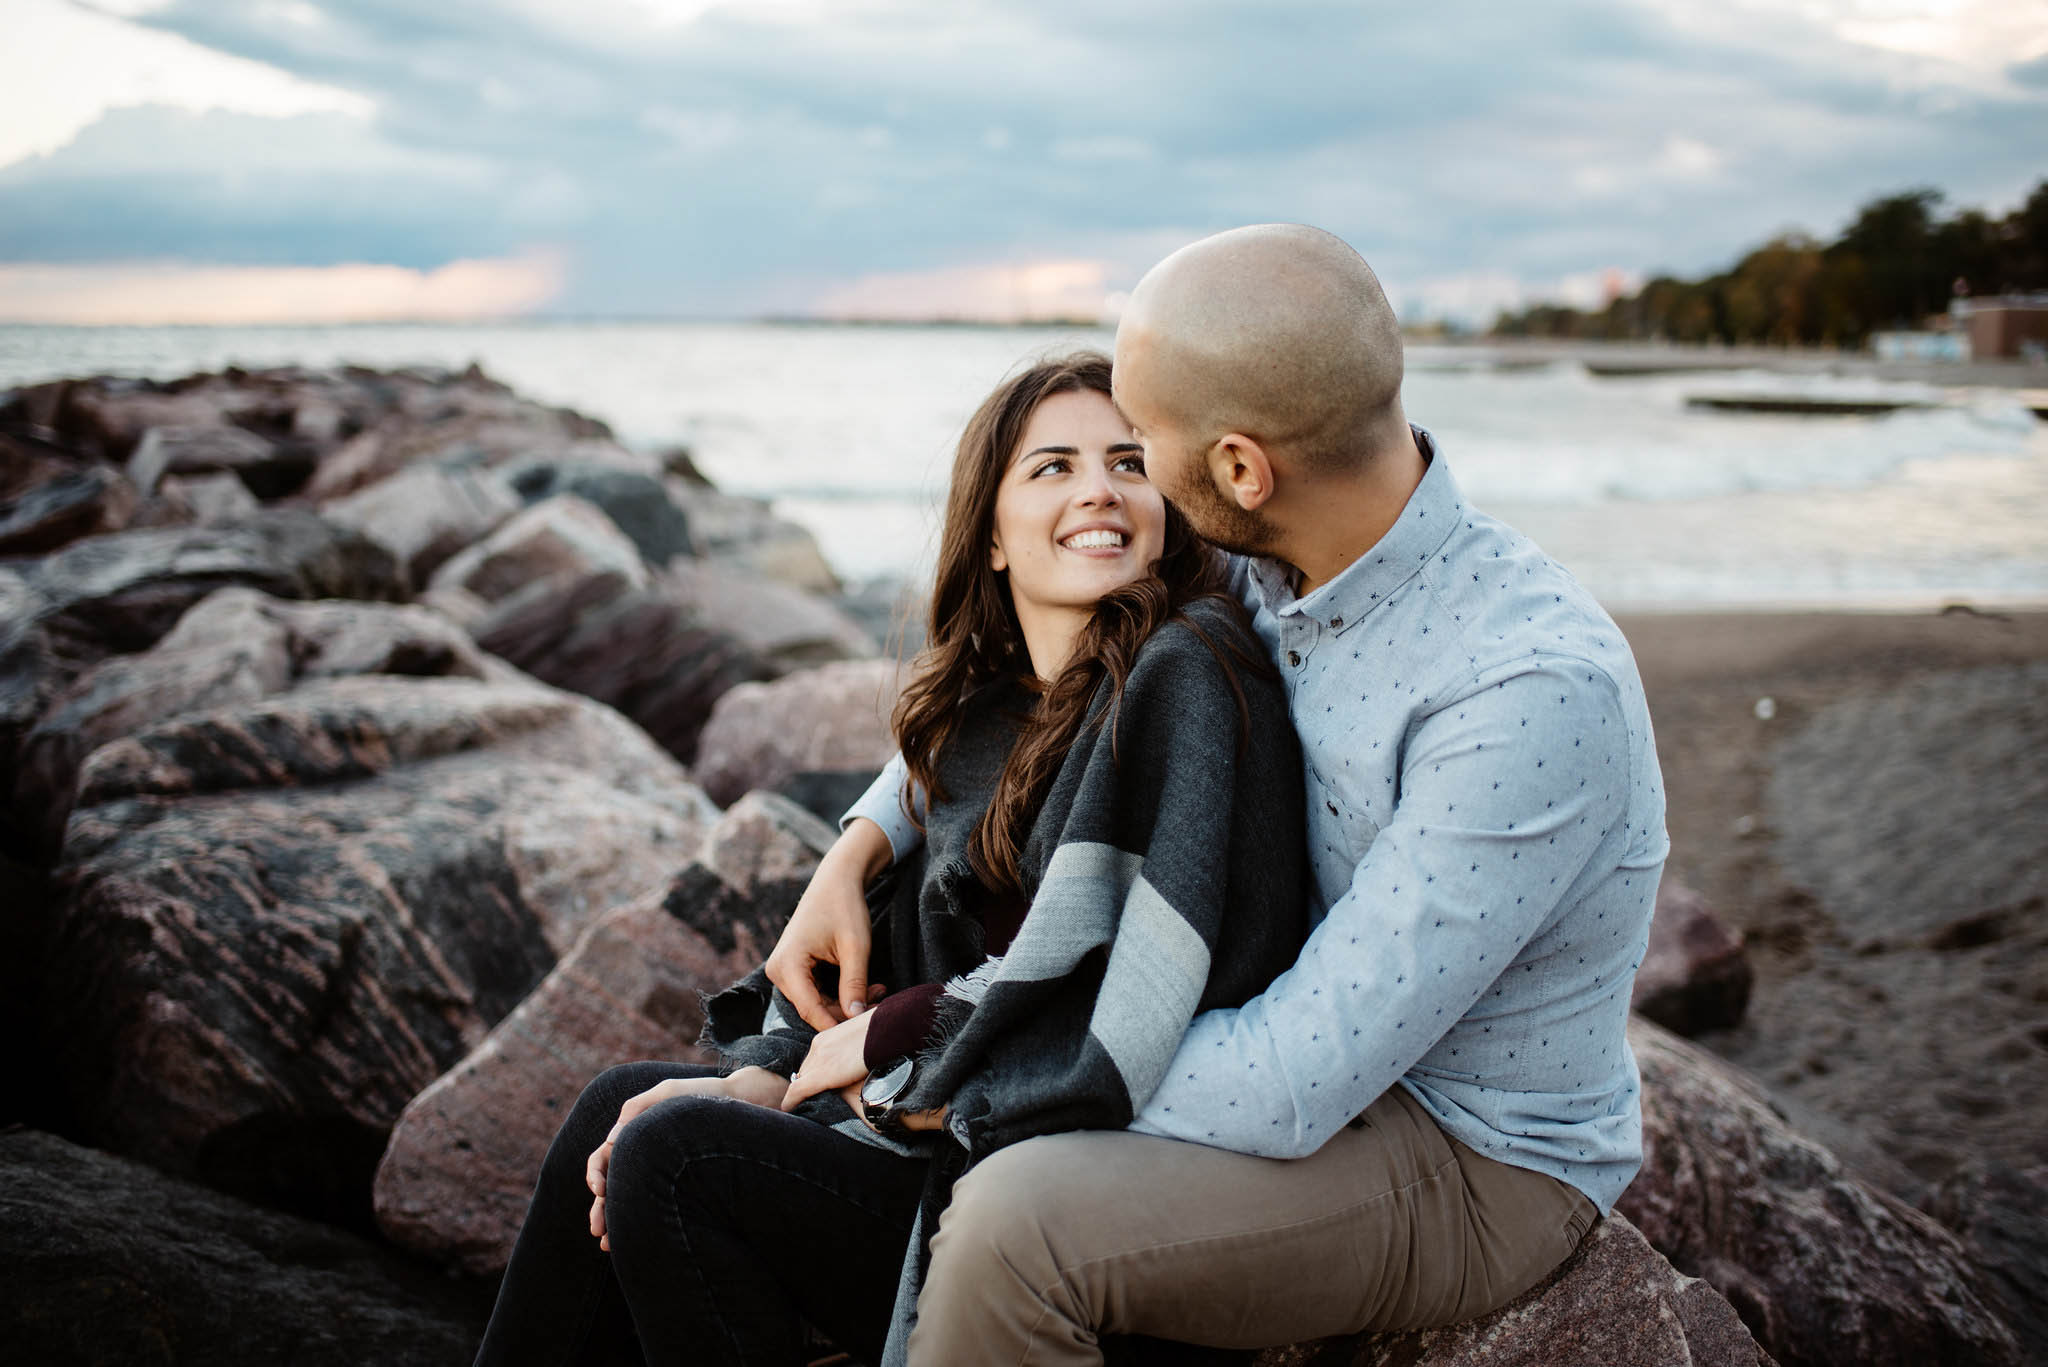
[1491,179,2048,346]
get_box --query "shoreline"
[1613,603,2048,1208]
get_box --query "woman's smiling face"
[989,387,1166,660]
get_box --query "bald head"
[1115,224,1406,474]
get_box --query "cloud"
[0,250,565,323]
[811,258,1114,322]
[0,0,2038,319]
[1,0,371,170]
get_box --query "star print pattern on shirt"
[846,431,1668,1215]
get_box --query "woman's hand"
[780,1005,881,1111]
[585,1068,787,1248]
[765,817,893,1031]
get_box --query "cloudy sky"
[1,0,2043,324]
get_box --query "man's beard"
[1160,462,1279,558]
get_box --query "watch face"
[862,1055,915,1108]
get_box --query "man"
[768,224,1667,1363]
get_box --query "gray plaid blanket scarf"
[703,596,1308,1366]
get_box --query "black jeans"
[473,1061,930,1367]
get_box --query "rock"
[0,1129,484,1366]
[774,768,886,829]
[1252,1213,1771,1367]
[14,588,492,854]
[0,459,136,555]
[1921,1160,2048,1361]
[0,514,405,858]
[159,471,262,525]
[38,672,719,1224]
[693,659,906,806]
[505,460,695,565]
[1631,880,1752,1035]
[427,494,647,603]
[661,558,876,672]
[1618,1017,2019,1367]
[129,424,312,499]
[667,480,842,594]
[16,510,405,673]
[471,569,775,766]
[373,791,836,1275]
[320,463,521,587]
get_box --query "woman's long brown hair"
[891,351,1257,900]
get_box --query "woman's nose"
[1075,463,1121,507]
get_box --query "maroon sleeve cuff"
[862,982,946,1070]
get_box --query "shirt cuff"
[862,983,945,1069]
[840,755,922,863]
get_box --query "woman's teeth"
[1062,530,1125,550]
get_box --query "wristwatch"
[859,1055,920,1138]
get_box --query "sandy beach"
[1617,606,2048,1206]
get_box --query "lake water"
[4,321,2044,611]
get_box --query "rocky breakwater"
[0,361,895,1363]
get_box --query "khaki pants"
[908,1084,1597,1366]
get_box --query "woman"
[473,352,1307,1367]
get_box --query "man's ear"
[1212,434,1276,512]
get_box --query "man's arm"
[840,754,924,862]
[1129,658,1632,1156]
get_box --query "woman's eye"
[1031,458,1070,478]
[1114,455,1148,475]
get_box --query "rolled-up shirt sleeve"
[1129,658,1632,1156]
[840,753,924,863]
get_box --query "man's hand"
[765,816,894,1031]
[585,1067,785,1248]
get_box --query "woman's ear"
[989,537,1008,574]
[1212,434,1276,512]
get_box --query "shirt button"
[1288,650,1302,667]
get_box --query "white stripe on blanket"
[993,842,1142,983]
[1086,873,1211,1100]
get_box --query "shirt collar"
[1246,426,1462,633]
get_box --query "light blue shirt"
[843,432,1667,1212]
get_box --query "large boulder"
[667,480,841,594]
[660,558,876,672]
[128,424,314,500]
[37,669,718,1224]
[0,514,403,859]
[1618,1017,2019,1367]
[8,509,404,672]
[1921,1160,2048,1362]
[471,569,775,766]
[0,446,136,555]
[504,459,695,566]
[1252,1213,1771,1367]
[693,658,907,807]
[0,1130,484,1367]
[373,792,836,1274]
[1630,880,1752,1036]
[13,588,491,854]
[319,463,521,587]
[427,494,646,603]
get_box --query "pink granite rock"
[693,659,907,806]
[1252,1213,1772,1367]
[320,464,521,587]
[37,672,718,1220]
[427,494,646,603]
[1630,880,1752,1035]
[373,792,837,1274]
[1619,1017,2018,1367]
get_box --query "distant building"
[1872,330,1971,362]
[1952,294,2048,360]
